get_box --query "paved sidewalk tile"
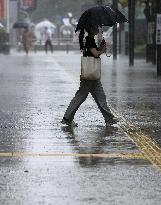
[0,51,161,205]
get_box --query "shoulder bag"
[80,56,101,80]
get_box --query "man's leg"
[91,80,114,122]
[64,80,94,122]
[49,40,53,53]
[23,43,28,54]
[45,40,48,53]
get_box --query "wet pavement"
[0,51,161,205]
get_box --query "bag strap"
[83,37,86,56]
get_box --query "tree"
[31,0,94,23]
[118,0,148,7]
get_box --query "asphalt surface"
[0,50,161,205]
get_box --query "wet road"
[0,51,161,205]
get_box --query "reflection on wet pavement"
[0,52,161,205]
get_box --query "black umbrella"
[13,22,29,29]
[75,5,128,32]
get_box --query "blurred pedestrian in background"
[22,27,33,54]
[61,25,118,127]
[44,27,53,54]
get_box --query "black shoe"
[61,118,78,127]
[106,117,118,126]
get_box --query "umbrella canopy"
[0,23,4,28]
[35,20,56,31]
[13,21,28,29]
[75,5,128,32]
[35,20,56,41]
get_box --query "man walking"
[44,27,53,53]
[22,27,33,54]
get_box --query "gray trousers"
[64,80,114,122]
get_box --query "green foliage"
[0,28,7,43]
[0,28,6,34]
[31,0,94,23]
[118,0,147,7]
[119,0,128,7]
[31,0,147,23]
[134,44,146,54]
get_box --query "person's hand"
[100,38,106,47]
[99,38,106,51]
[101,44,107,53]
[101,38,106,44]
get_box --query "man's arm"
[89,45,106,58]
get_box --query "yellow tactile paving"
[56,65,161,170]
[57,66,161,170]
[0,152,146,159]
[109,106,161,171]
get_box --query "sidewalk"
[101,55,161,146]
[0,51,161,205]
[55,52,161,146]
[55,51,161,166]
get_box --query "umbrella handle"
[105,53,111,57]
[105,40,112,58]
